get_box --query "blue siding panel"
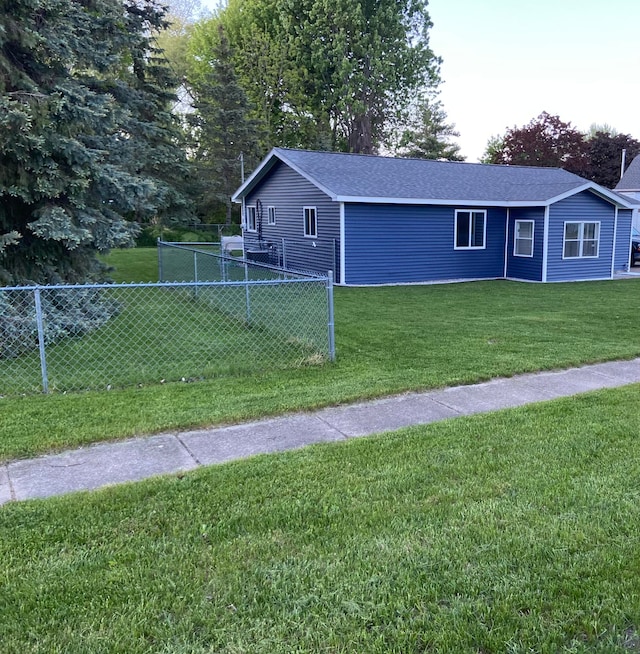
[615,209,632,271]
[505,207,544,281]
[244,161,340,278]
[344,204,506,284]
[546,192,615,282]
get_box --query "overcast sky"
[197,0,640,162]
[428,0,640,160]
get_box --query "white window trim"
[303,206,317,238]
[267,206,276,226]
[454,209,487,250]
[562,221,600,259]
[514,219,535,258]
[245,205,257,232]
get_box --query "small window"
[268,206,276,225]
[304,206,317,238]
[455,210,486,249]
[563,221,599,259]
[514,220,534,257]
[246,206,257,232]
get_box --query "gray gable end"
[616,154,640,192]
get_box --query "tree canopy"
[482,113,639,188]
[484,112,589,176]
[189,0,441,154]
[188,23,262,225]
[586,130,640,188]
[391,93,464,161]
[0,0,193,285]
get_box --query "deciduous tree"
[482,114,640,188]
[484,112,589,176]
[586,130,640,188]
[191,0,441,154]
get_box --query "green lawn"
[2,386,640,652]
[101,246,159,282]
[2,247,640,461]
[2,248,329,394]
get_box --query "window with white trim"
[514,220,534,257]
[563,221,599,258]
[455,210,486,249]
[268,206,276,225]
[304,206,317,237]
[245,206,257,231]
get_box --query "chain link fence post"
[327,270,336,362]
[33,287,49,393]
[193,250,199,298]
[157,238,164,281]
[244,259,252,324]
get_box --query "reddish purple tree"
[488,112,590,176]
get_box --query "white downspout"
[611,206,618,277]
[339,202,346,285]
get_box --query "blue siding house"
[233,148,638,285]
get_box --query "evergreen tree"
[0,0,193,285]
[392,94,464,161]
[188,23,262,225]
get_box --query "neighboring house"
[615,154,640,232]
[232,148,638,285]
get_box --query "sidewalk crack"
[174,434,202,466]
[312,415,349,439]
[5,465,17,503]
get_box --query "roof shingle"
[615,154,640,191]
[275,148,588,202]
[234,148,637,207]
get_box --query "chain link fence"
[0,247,334,395]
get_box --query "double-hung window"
[563,221,599,258]
[514,220,534,257]
[455,210,486,249]
[245,206,257,232]
[268,206,276,225]
[304,207,317,238]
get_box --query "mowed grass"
[2,285,325,394]
[2,247,328,394]
[2,386,640,652]
[2,247,640,461]
[101,246,159,282]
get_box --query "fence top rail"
[162,241,222,247]
[0,278,329,292]
[158,240,326,280]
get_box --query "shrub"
[0,287,120,360]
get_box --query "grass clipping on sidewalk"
[2,385,640,652]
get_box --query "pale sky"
[197,0,640,162]
[428,0,640,160]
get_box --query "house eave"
[232,150,638,210]
[335,183,638,209]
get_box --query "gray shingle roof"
[234,148,637,207]
[276,148,587,202]
[615,154,640,191]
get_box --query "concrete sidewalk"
[2,358,640,505]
